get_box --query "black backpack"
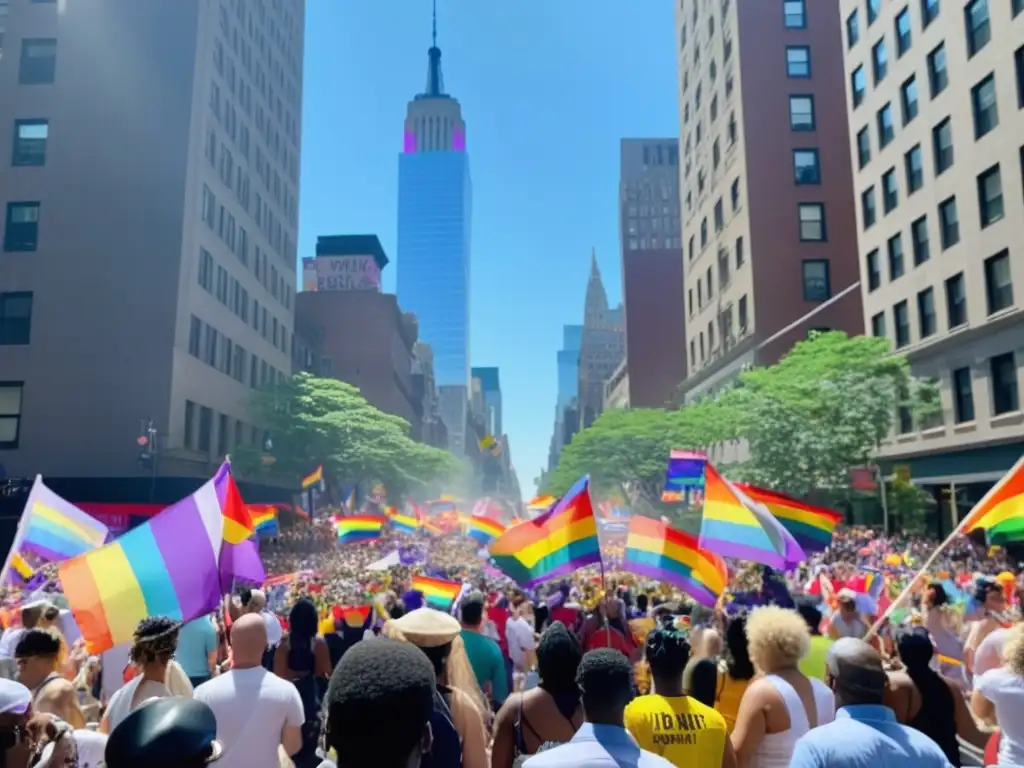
[420,686,462,768]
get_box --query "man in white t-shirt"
[505,603,537,676]
[194,613,304,767]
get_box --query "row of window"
[187,314,286,390]
[870,251,1013,351]
[689,294,751,369]
[183,398,269,458]
[0,292,32,346]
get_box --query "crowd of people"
[0,517,1022,767]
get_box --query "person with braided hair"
[624,623,736,767]
[100,617,190,735]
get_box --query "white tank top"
[751,674,835,768]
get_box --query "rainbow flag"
[962,458,1024,544]
[335,515,385,544]
[301,465,323,490]
[411,575,462,610]
[58,465,234,654]
[698,463,806,568]
[467,517,505,545]
[489,475,601,587]
[16,478,109,563]
[390,514,420,535]
[527,495,557,514]
[422,520,444,536]
[250,507,278,538]
[665,450,706,487]
[735,484,842,553]
[8,553,36,584]
[622,516,727,607]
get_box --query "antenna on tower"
[432,0,438,48]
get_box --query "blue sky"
[299,1,679,497]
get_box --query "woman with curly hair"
[100,616,189,734]
[729,606,834,768]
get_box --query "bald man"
[194,615,305,767]
[789,638,953,768]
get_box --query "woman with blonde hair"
[972,620,1024,766]
[729,606,834,767]
[383,607,489,768]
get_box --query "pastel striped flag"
[18,477,109,562]
[390,514,420,535]
[467,517,505,545]
[58,467,230,654]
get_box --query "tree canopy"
[544,331,939,506]
[231,373,462,500]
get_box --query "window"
[857,127,871,168]
[932,118,953,175]
[868,0,881,23]
[971,74,998,139]
[862,186,877,229]
[198,406,213,452]
[888,233,905,280]
[1016,0,1024,16]
[991,353,1020,415]
[847,10,860,47]
[735,236,745,267]
[731,178,740,210]
[977,164,1004,228]
[895,7,912,55]
[793,149,820,184]
[0,293,32,345]
[965,0,991,57]
[893,301,910,348]
[1018,46,1024,108]
[217,413,229,457]
[4,203,40,252]
[0,384,24,449]
[784,0,806,28]
[798,203,825,241]
[900,76,919,124]
[201,185,216,228]
[789,96,815,130]
[714,199,724,231]
[877,103,894,148]
[738,295,748,328]
[851,66,867,108]
[904,145,923,193]
[882,168,899,213]
[12,120,48,166]
[952,368,975,423]
[872,39,888,84]
[922,0,940,27]
[198,248,214,292]
[188,316,202,357]
[19,39,56,85]
[871,312,886,337]
[985,250,1014,314]
[917,288,936,338]
[866,249,881,291]
[184,401,196,450]
[927,44,948,97]
[786,46,810,77]
[938,196,959,249]
[911,216,930,265]
[802,260,831,301]
[945,272,967,327]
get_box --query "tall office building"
[619,139,686,407]
[470,366,501,437]
[676,0,863,402]
[557,325,583,410]
[840,0,1024,492]
[397,7,472,454]
[0,0,302,497]
[578,253,625,428]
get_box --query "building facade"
[619,139,687,408]
[578,252,625,428]
[0,0,302,498]
[470,366,502,437]
[603,359,630,410]
[840,0,1024,490]
[396,18,471,454]
[676,0,863,402]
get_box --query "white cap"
[0,679,32,716]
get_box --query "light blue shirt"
[523,722,676,768]
[789,705,954,768]
[174,617,218,678]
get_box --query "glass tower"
[397,12,472,453]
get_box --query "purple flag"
[214,467,266,590]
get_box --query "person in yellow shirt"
[624,622,737,767]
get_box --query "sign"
[315,256,381,292]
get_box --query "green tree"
[230,373,462,500]
[543,400,738,516]
[728,331,940,496]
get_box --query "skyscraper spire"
[424,0,445,97]
[585,247,609,320]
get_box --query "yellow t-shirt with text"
[624,693,728,767]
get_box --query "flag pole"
[863,454,1024,641]
[0,476,39,588]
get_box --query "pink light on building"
[403,131,417,153]
[452,127,465,151]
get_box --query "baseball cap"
[837,588,857,603]
[0,679,32,716]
